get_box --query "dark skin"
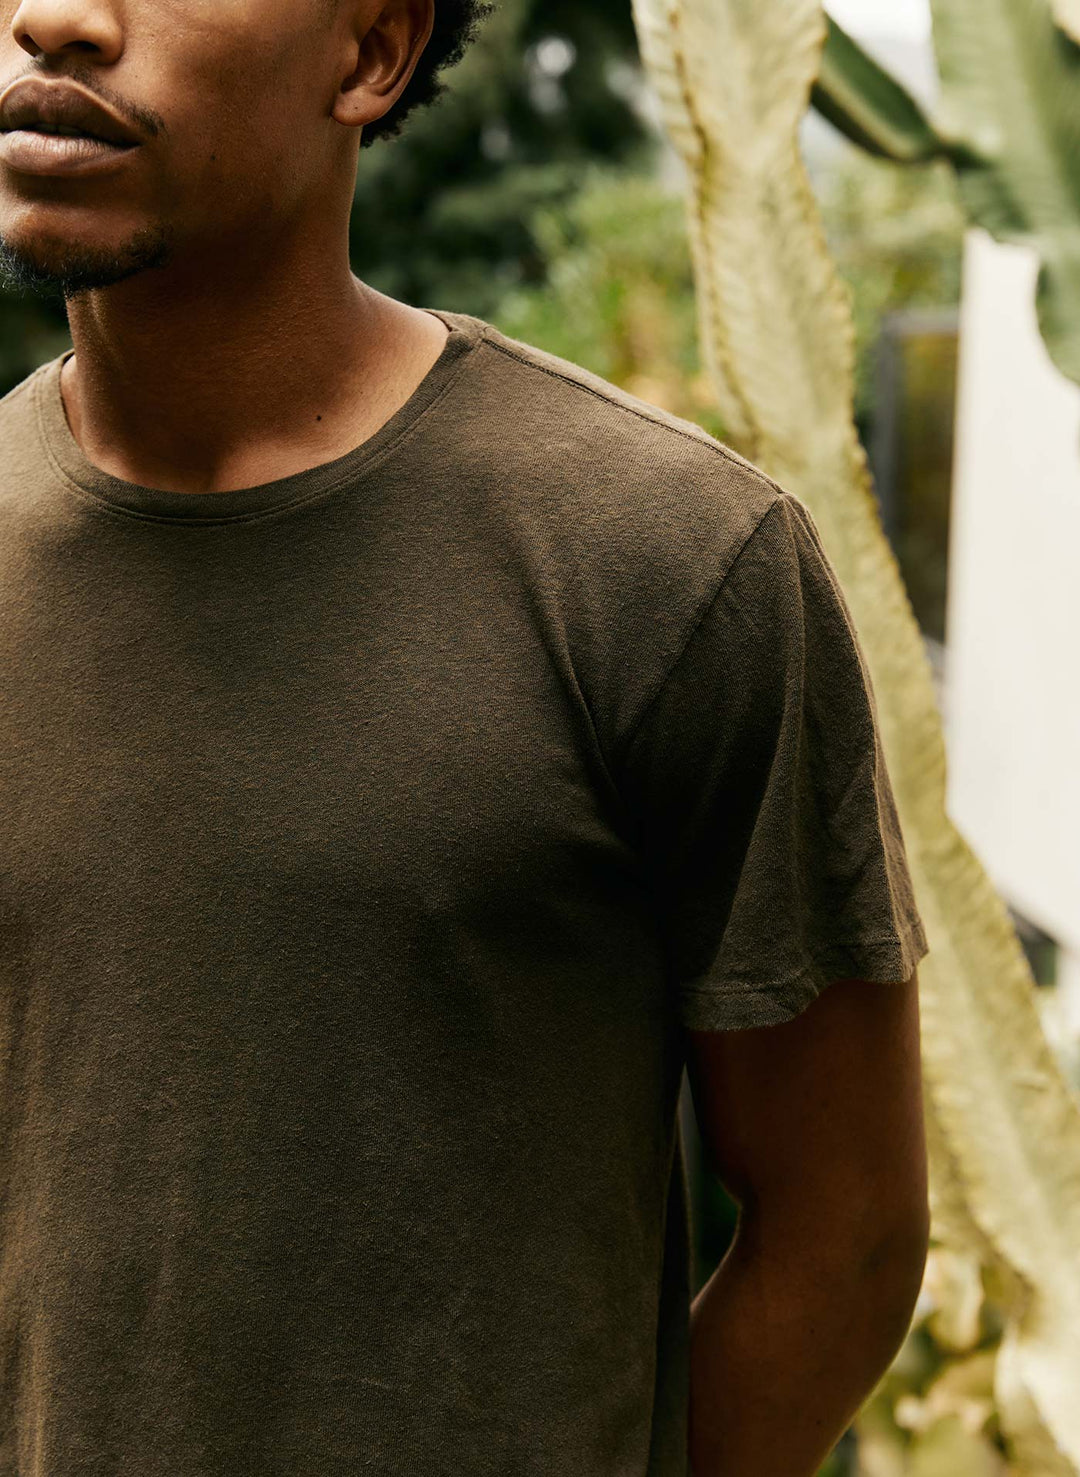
[685,968,930,1475]
[0,0,448,494]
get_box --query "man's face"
[0,0,359,300]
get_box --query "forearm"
[687,1209,926,1477]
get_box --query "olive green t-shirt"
[0,307,928,1476]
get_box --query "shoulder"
[452,314,800,748]
[466,314,783,539]
[0,358,48,424]
[0,356,57,499]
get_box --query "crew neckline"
[32,306,487,524]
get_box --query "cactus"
[628,0,1080,1468]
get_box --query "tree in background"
[349,0,652,316]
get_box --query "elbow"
[862,1205,931,1278]
[860,1212,932,1330]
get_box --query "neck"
[60,241,448,495]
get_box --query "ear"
[331,0,435,131]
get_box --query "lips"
[9,124,119,146]
[0,77,142,148]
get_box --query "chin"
[0,217,173,297]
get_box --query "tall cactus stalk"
[627,0,1080,1468]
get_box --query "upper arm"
[685,968,929,1250]
[610,488,931,1246]
[617,493,929,1039]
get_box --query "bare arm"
[684,968,929,1477]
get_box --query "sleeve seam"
[617,496,789,767]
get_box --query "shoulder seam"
[481,337,788,499]
[616,495,789,765]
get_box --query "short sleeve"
[617,492,930,1032]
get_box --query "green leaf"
[811,11,947,163]
[929,0,1080,386]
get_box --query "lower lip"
[0,130,139,176]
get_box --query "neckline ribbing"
[32,306,487,525]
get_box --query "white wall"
[945,226,1080,960]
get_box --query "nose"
[10,0,123,63]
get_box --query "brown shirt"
[0,307,928,1476]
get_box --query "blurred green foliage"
[489,163,728,441]
[350,0,652,316]
[817,147,966,426]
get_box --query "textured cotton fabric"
[0,307,929,1476]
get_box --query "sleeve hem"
[677,914,930,1032]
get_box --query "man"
[0,0,931,1474]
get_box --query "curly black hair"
[360,0,497,149]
